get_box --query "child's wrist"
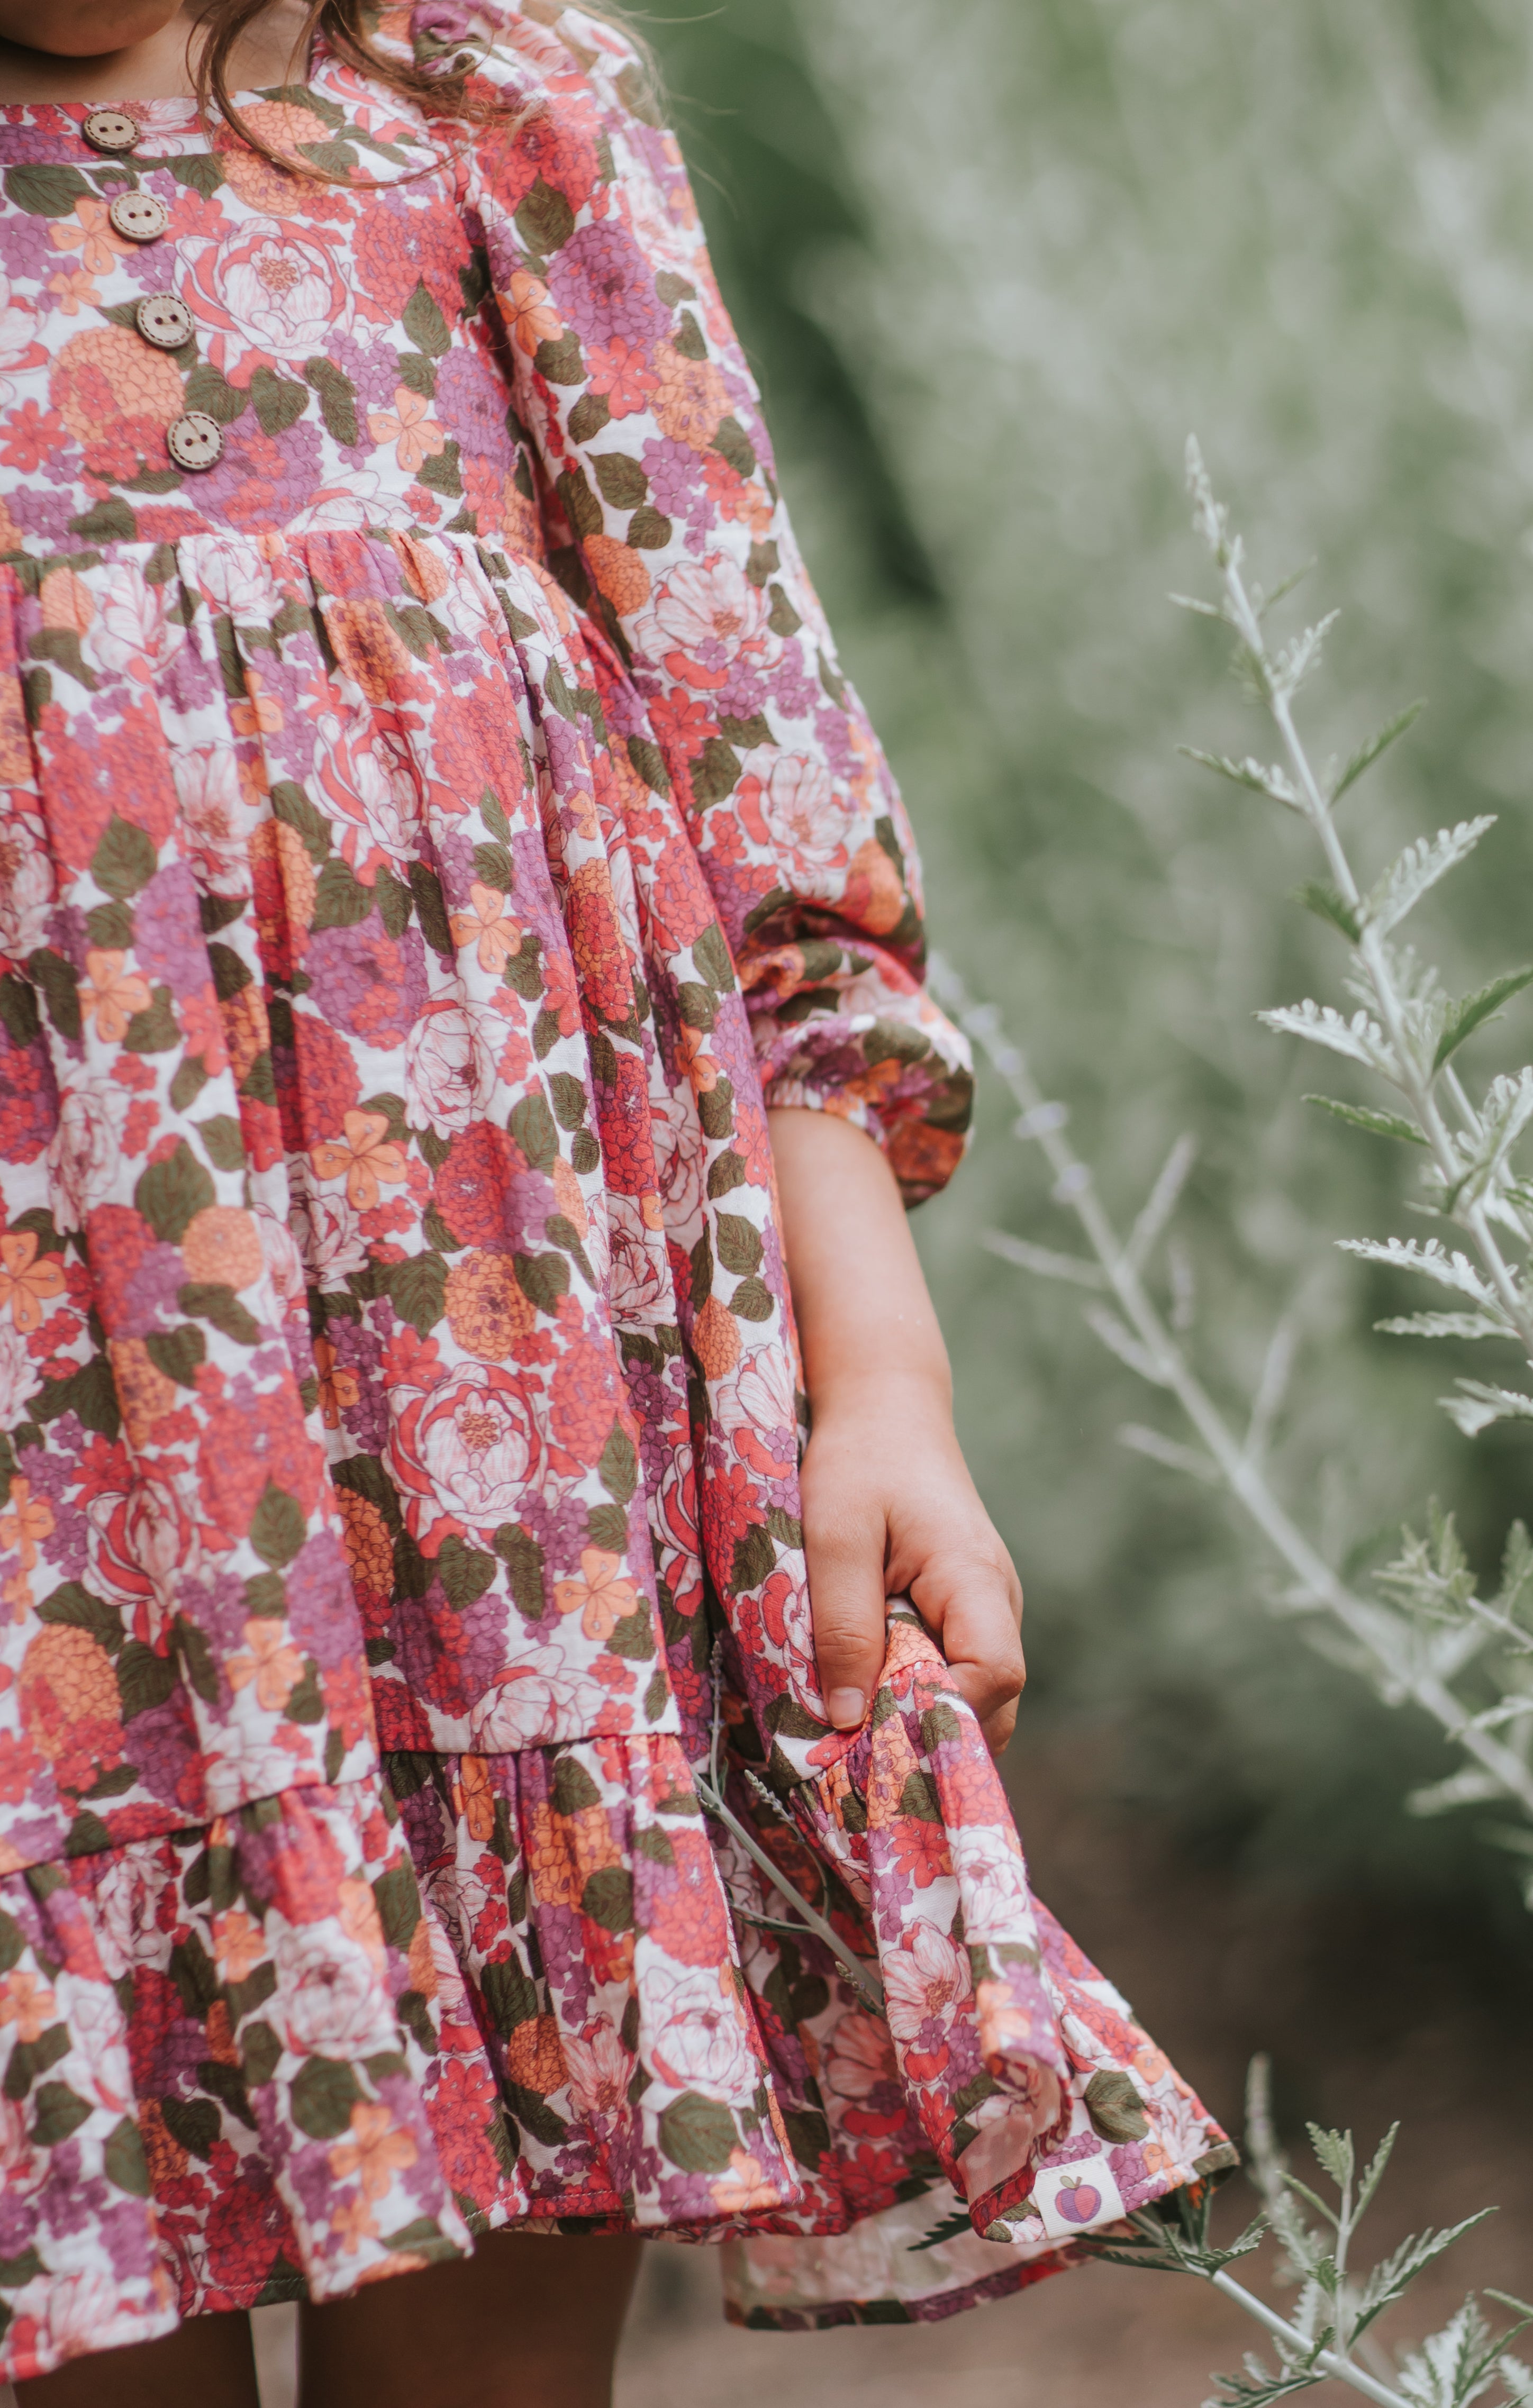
[805,1359,954,1426]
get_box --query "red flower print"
[891,1818,950,1889]
[548,1337,621,1467]
[595,1050,655,1196]
[0,401,62,472]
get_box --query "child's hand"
[799,1375,1026,1752]
[767,1108,1026,1756]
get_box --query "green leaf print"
[291,2057,364,2141]
[3,164,93,217]
[514,176,575,258]
[249,1483,306,1570]
[29,2083,93,2147]
[90,815,157,899]
[658,2092,738,2175]
[403,280,453,357]
[134,1141,216,1244]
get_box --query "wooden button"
[107,191,169,243]
[135,294,194,351]
[167,412,223,472]
[82,109,139,155]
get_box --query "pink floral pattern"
[0,4,1231,2375]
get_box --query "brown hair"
[193,0,653,172]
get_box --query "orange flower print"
[228,1618,306,1712]
[48,195,133,279]
[311,1110,408,1210]
[0,1232,65,1335]
[39,564,93,635]
[0,1477,53,1622]
[79,949,152,1044]
[709,2146,781,2216]
[338,1875,386,1971]
[212,1908,269,1987]
[313,1332,361,1431]
[367,385,447,475]
[504,268,562,357]
[0,1971,56,2045]
[46,268,97,319]
[231,674,283,738]
[331,2192,380,2256]
[449,881,523,974]
[552,1547,638,1643]
[328,2100,418,2202]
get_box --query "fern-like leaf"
[1361,819,1496,938]
[1433,968,1533,1069]
[1294,882,1362,941]
[1260,999,1391,1070]
[1305,1095,1426,1145]
[1329,699,1426,805]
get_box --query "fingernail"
[827,1687,866,1729]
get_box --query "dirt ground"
[20,1728,1533,2407]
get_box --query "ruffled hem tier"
[0,1612,1233,2379]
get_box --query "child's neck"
[0,2,307,106]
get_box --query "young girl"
[0,2,1232,2398]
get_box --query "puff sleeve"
[452,0,974,1201]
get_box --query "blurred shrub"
[647,0,1533,1934]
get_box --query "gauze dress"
[0,2,1233,2376]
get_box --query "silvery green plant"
[1086,2059,1532,2408]
[933,440,1533,1896]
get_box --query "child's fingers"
[802,1491,890,1731]
[910,1549,1026,1758]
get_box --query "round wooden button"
[166,412,223,472]
[82,108,139,154]
[135,294,194,351]
[107,190,169,243]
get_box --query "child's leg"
[14,2307,262,2405]
[297,2230,645,2408]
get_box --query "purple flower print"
[306,922,428,1048]
[123,1696,202,1810]
[131,864,206,999]
[436,346,513,460]
[547,222,666,350]
[284,1530,362,1672]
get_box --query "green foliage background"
[646,0,1533,1936]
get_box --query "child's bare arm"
[768,1106,1026,1755]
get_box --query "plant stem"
[933,961,1533,1826]
[1220,565,1533,1360]
[1207,2270,1411,2407]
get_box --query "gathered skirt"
[0,520,1232,2377]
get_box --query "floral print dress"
[0,1,1232,2377]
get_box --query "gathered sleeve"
[451,0,973,1201]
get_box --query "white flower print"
[759,753,846,880]
[882,1922,973,2046]
[641,1962,756,2097]
[80,565,185,687]
[0,811,54,957]
[275,1921,396,2058]
[632,553,776,682]
[289,1188,371,1292]
[405,1001,497,1135]
[467,1656,608,1750]
[46,1083,123,1232]
[563,2015,633,2116]
[0,1323,40,1423]
[172,747,255,896]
